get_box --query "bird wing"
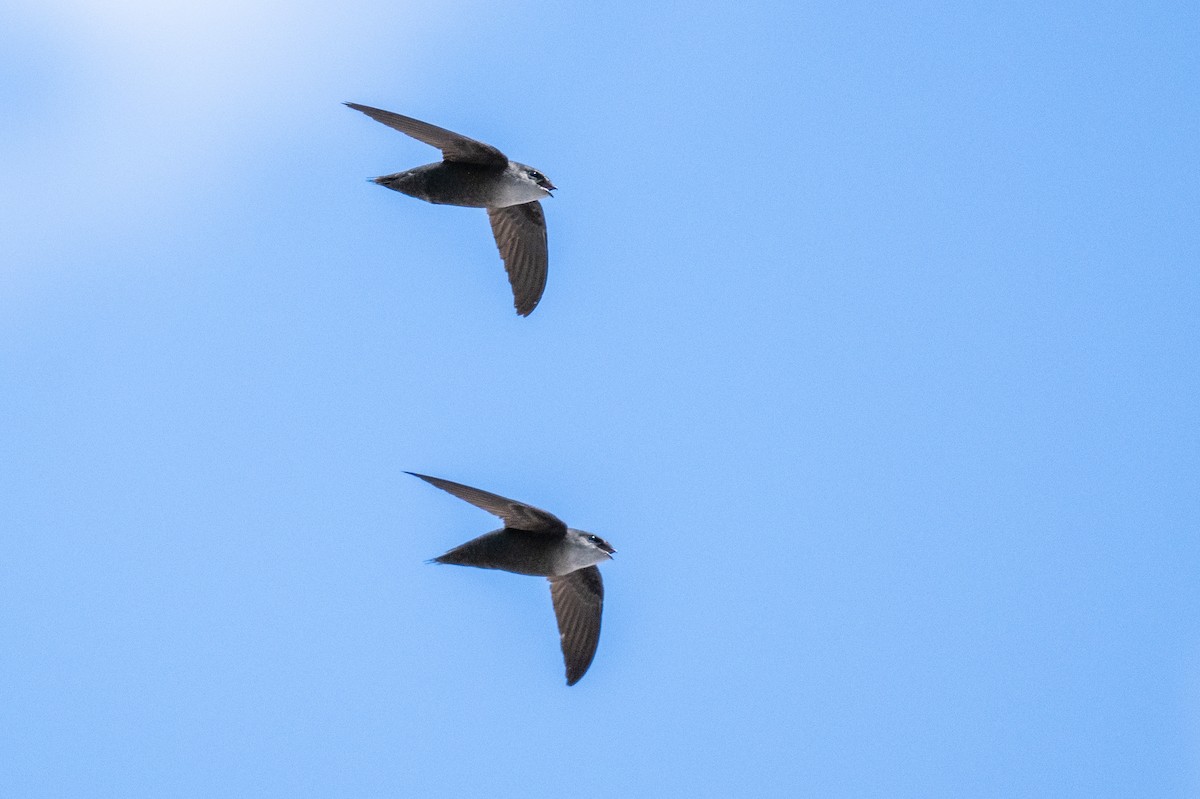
[549,566,604,686]
[487,202,549,317]
[407,472,566,534]
[345,103,509,167]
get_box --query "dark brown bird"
[346,103,556,316]
[409,472,615,685]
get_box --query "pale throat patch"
[553,530,608,574]
[493,168,552,206]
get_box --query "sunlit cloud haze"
[1,0,459,298]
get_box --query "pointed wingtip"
[514,298,540,317]
[406,471,438,487]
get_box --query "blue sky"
[2,0,1198,795]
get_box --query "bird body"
[433,528,567,576]
[375,161,552,209]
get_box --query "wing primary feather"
[549,567,604,685]
[406,472,566,534]
[344,103,509,167]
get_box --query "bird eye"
[528,170,543,180]
[588,535,600,544]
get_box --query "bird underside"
[432,528,563,576]
[373,162,505,208]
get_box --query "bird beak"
[540,179,557,194]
